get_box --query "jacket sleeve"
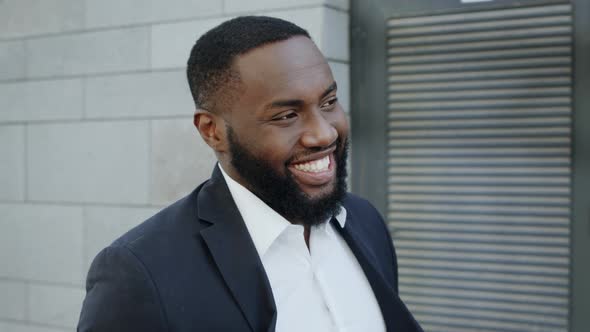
[77,245,168,332]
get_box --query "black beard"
[226,125,348,226]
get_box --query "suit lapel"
[197,166,277,332]
[332,214,423,332]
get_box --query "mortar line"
[0,114,191,126]
[0,199,166,209]
[0,276,85,289]
[23,124,29,202]
[148,119,154,206]
[0,67,184,85]
[0,3,338,42]
[23,280,30,322]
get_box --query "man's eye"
[321,97,338,108]
[273,112,297,121]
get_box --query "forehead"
[232,37,334,105]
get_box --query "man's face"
[223,36,350,224]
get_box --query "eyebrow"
[266,81,338,109]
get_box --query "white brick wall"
[85,0,223,28]
[28,121,151,204]
[0,322,65,332]
[83,206,161,269]
[0,79,84,122]
[0,204,85,284]
[25,28,151,78]
[28,284,85,328]
[0,0,84,39]
[0,1,349,330]
[0,41,25,80]
[0,126,25,201]
[151,118,217,205]
[151,18,227,69]
[85,70,194,118]
[0,281,26,320]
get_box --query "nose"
[300,111,338,148]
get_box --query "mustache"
[285,138,342,165]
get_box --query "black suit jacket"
[78,166,423,331]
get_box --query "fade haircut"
[186,16,311,113]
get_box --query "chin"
[300,181,337,200]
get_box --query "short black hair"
[186,16,310,112]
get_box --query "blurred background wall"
[349,1,589,331]
[0,1,350,330]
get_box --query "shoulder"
[111,180,208,251]
[86,179,213,288]
[341,192,389,247]
[342,192,385,224]
[80,180,212,330]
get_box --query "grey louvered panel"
[388,98,571,111]
[388,147,570,155]
[388,16,571,37]
[389,137,570,147]
[395,231,569,246]
[388,57,571,74]
[389,87,570,101]
[411,305,567,329]
[387,156,569,166]
[405,296,568,317]
[389,47,571,65]
[389,37,572,57]
[396,248,568,265]
[389,108,571,120]
[402,284,568,304]
[390,213,569,226]
[409,300,567,320]
[388,175,570,185]
[390,78,571,92]
[396,241,569,256]
[391,203,569,215]
[387,26,571,47]
[418,324,503,332]
[387,4,571,27]
[386,4,572,331]
[388,127,571,138]
[390,193,570,204]
[389,67,571,83]
[388,117,570,129]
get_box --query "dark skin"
[194,36,349,248]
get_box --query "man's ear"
[194,110,228,152]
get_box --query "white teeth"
[293,155,330,173]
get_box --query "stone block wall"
[0,0,350,330]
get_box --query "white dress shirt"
[219,165,386,332]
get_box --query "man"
[78,16,422,332]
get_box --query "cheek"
[254,129,300,163]
[330,109,350,137]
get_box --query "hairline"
[206,34,313,115]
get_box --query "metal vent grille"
[386,4,572,332]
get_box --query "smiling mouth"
[292,155,330,173]
[288,153,336,187]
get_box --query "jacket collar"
[195,165,421,332]
[332,205,424,332]
[217,163,347,257]
[197,165,277,332]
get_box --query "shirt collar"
[219,163,346,257]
